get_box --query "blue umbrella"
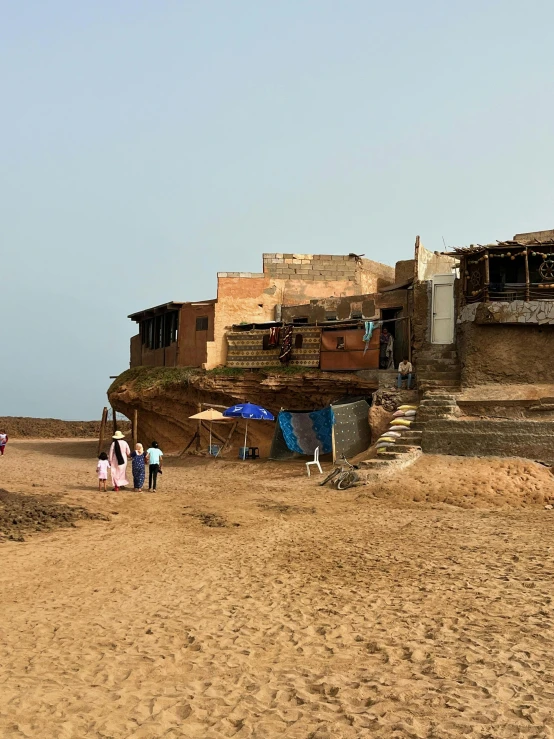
[223,402,275,456]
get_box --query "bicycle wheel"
[337,470,360,490]
[319,468,340,487]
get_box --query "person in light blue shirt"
[146,441,163,492]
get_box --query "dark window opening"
[196,316,209,331]
[325,313,337,322]
[295,334,303,348]
[336,337,345,350]
[140,311,179,350]
[292,317,309,324]
[489,256,525,286]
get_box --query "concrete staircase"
[414,393,460,425]
[359,427,423,479]
[416,345,461,393]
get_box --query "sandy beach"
[2,440,554,738]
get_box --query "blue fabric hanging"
[278,407,335,455]
[363,320,375,355]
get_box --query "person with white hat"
[108,430,131,491]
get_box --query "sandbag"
[404,410,417,418]
[378,436,396,443]
[384,430,403,438]
[399,405,418,411]
[390,418,412,427]
[376,441,394,449]
[392,410,406,417]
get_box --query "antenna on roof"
[442,236,447,250]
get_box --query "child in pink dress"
[96,452,110,492]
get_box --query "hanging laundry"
[363,321,375,355]
[279,325,293,363]
[268,326,281,347]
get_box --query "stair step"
[417,350,458,360]
[419,397,456,412]
[393,444,423,452]
[375,451,406,460]
[400,431,423,439]
[416,359,459,368]
[417,371,461,381]
[419,380,462,388]
[360,459,392,468]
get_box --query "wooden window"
[196,316,209,331]
[336,337,345,350]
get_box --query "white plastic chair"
[306,446,323,477]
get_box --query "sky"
[2,0,554,419]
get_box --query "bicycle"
[319,455,361,490]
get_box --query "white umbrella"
[189,408,228,454]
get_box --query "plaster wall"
[395,259,415,283]
[178,303,215,367]
[416,244,457,281]
[457,321,554,386]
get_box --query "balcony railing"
[465,283,554,302]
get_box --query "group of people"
[96,430,163,492]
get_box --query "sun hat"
[112,430,125,440]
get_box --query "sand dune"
[1,440,554,737]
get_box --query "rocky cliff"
[108,366,378,455]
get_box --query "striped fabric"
[226,327,321,368]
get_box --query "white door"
[432,277,455,344]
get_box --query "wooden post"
[111,406,117,436]
[484,254,490,302]
[98,407,108,456]
[132,409,138,448]
[195,403,202,450]
[331,425,337,464]
[524,249,530,301]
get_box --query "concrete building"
[128,253,395,370]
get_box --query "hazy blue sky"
[2,0,554,419]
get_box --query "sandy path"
[1,440,554,738]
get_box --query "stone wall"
[423,418,554,465]
[459,300,554,325]
[262,253,395,293]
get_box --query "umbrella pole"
[209,421,212,455]
[243,420,248,459]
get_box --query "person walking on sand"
[96,451,110,492]
[108,430,131,491]
[0,431,8,456]
[130,443,147,492]
[146,441,163,492]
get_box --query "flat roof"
[128,299,216,322]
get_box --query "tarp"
[269,400,371,461]
[331,399,371,459]
[269,420,298,460]
[278,407,335,455]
